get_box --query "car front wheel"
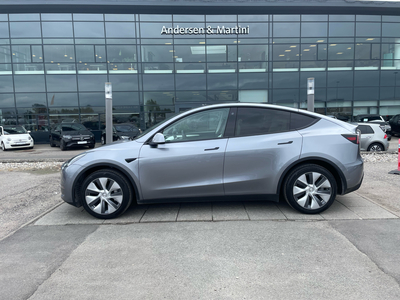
[80,169,133,219]
[1,142,6,151]
[283,164,337,214]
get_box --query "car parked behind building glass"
[49,123,95,151]
[0,125,34,151]
[60,103,364,219]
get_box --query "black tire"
[80,169,133,219]
[101,135,105,145]
[367,142,383,151]
[88,144,95,149]
[283,164,337,214]
[1,142,6,151]
[49,137,55,147]
[60,140,66,151]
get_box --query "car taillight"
[342,134,359,144]
[384,134,387,139]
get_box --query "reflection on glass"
[143,63,173,73]
[207,62,237,73]
[238,45,268,61]
[109,75,139,91]
[77,63,107,74]
[174,45,206,63]
[42,22,73,37]
[45,63,76,74]
[10,22,41,38]
[105,23,135,38]
[47,93,79,107]
[239,73,268,89]
[176,91,207,102]
[15,93,46,107]
[238,62,268,72]
[328,44,354,60]
[108,62,138,74]
[175,63,205,73]
[14,75,45,92]
[207,74,237,90]
[273,44,299,61]
[0,23,9,38]
[13,63,44,74]
[273,23,300,38]
[44,45,75,62]
[141,45,172,62]
[77,75,108,91]
[112,92,140,106]
[0,76,13,92]
[208,90,238,101]
[107,45,137,62]
[143,74,174,91]
[74,22,105,38]
[175,74,206,90]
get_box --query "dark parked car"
[389,114,400,136]
[49,123,95,151]
[101,123,141,145]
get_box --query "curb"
[0,159,67,163]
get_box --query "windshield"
[61,124,87,131]
[115,125,134,132]
[3,126,27,135]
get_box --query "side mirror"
[149,133,165,148]
[27,130,31,133]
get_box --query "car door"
[223,107,304,196]
[390,115,400,134]
[139,107,230,201]
[357,125,374,150]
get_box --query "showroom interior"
[1,0,400,142]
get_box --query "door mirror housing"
[149,133,165,148]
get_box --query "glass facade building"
[1,9,400,140]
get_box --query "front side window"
[235,107,291,137]
[163,108,230,143]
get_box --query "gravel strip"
[0,161,64,171]
[0,152,398,171]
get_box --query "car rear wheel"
[367,143,383,151]
[283,164,337,214]
[81,170,133,219]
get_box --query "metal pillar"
[105,82,113,145]
[307,77,315,112]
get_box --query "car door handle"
[204,147,219,151]
[278,141,293,145]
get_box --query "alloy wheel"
[292,172,332,210]
[85,177,124,215]
[369,144,383,151]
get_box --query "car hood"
[61,130,92,136]
[2,133,31,140]
[91,140,142,152]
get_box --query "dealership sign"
[161,25,250,35]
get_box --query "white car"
[0,125,34,151]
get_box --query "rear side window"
[357,125,374,134]
[290,113,317,130]
[235,107,291,137]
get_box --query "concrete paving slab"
[212,202,249,221]
[140,203,180,222]
[28,222,400,300]
[277,202,325,220]
[331,219,400,285]
[0,225,98,300]
[320,201,362,220]
[347,205,398,219]
[104,204,148,224]
[244,202,287,220]
[336,194,377,207]
[177,203,212,221]
[34,204,104,226]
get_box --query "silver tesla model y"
[61,103,364,219]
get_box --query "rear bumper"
[342,157,364,195]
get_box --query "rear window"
[357,125,374,134]
[290,113,317,130]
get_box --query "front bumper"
[64,139,95,148]
[5,140,34,149]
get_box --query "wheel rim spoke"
[293,171,333,210]
[85,177,124,216]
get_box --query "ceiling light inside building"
[191,45,226,54]
[337,52,343,55]
[310,45,316,47]
[317,40,324,43]
[303,49,310,51]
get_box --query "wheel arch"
[277,157,347,197]
[72,163,140,207]
[367,141,385,151]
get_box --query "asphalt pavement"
[0,138,399,299]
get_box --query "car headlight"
[28,136,32,140]
[120,136,130,139]
[62,135,72,140]
[62,153,86,170]
[7,138,11,141]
